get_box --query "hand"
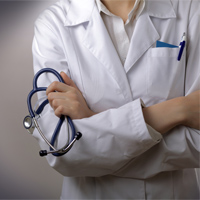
[46,71,96,119]
[181,90,200,130]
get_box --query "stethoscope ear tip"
[76,132,82,140]
[39,150,48,157]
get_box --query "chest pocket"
[147,47,186,100]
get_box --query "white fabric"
[32,0,200,199]
[96,0,145,64]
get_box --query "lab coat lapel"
[82,6,123,74]
[82,6,134,102]
[124,0,177,73]
[124,13,159,73]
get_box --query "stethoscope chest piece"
[23,115,35,134]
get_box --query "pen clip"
[177,32,186,61]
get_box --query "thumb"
[60,71,79,90]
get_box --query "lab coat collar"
[64,0,95,26]
[145,0,176,19]
[63,0,176,26]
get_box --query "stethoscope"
[23,68,82,157]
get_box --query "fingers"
[52,99,71,118]
[60,71,80,91]
[60,71,73,86]
[48,93,72,118]
[47,92,66,108]
[46,72,78,96]
[46,81,74,96]
[54,105,68,118]
[47,88,80,118]
[50,97,81,119]
[48,90,78,105]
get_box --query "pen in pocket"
[177,32,186,61]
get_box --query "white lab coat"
[32,0,200,199]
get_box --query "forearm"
[143,90,200,134]
[142,97,184,134]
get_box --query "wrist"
[143,97,185,134]
[177,95,193,127]
[172,96,186,126]
[87,109,97,118]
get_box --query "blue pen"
[177,32,186,61]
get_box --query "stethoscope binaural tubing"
[28,68,64,118]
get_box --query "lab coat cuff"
[139,98,162,143]
[146,124,162,142]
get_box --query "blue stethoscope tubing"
[24,68,82,157]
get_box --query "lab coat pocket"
[147,48,185,100]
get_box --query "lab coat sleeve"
[112,3,200,179]
[32,17,70,88]
[32,12,161,177]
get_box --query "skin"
[46,0,200,134]
[101,0,136,23]
[142,92,200,134]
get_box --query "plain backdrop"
[0,1,63,199]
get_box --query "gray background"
[0,1,63,199]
